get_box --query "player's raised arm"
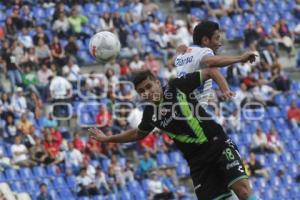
[200,51,257,68]
[88,128,149,143]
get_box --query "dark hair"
[39,183,47,188]
[193,20,219,45]
[131,70,157,88]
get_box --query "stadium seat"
[176,163,190,177]
[84,3,97,14]
[157,153,171,167]
[11,181,26,193]
[107,193,118,200]
[5,169,20,181]
[133,190,146,200]
[19,168,33,180]
[119,189,132,200]
[26,179,39,193]
[127,180,142,193]
[49,190,59,200]
[66,175,77,191]
[53,177,67,189]
[46,165,61,177]
[93,195,105,200]
[96,3,110,13]
[32,166,47,178]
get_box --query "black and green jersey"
[138,71,226,161]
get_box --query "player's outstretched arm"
[88,127,148,143]
[201,51,257,68]
[208,68,235,100]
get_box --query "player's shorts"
[188,134,248,200]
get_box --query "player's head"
[132,70,162,104]
[193,20,221,53]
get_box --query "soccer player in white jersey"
[175,21,256,105]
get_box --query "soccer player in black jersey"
[88,69,258,200]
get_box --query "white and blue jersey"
[174,45,215,108]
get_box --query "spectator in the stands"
[164,15,176,34]
[255,21,268,39]
[3,114,17,143]
[52,12,71,39]
[64,35,79,59]
[33,26,50,45]
[260,42,282,71]
[35,38,52,65]
[1,40,23,92]
[11,5,22,30]
[139,133,157,156]
[160,60,177,82]
[251,128,277,153]
[287,100,300,128]
[141,0,159,20]
[108,155,126,187]
[94,166,110,195]
[20,47,39,69]
[18,27,33,49]
[62,58,80,87]
[68,6,88,39]
[115,82,134,102]
[4,17,18,42]
[11,40,24,66]
[119,59,130,77]
[37,183,52,200]
[99,12,114,32]
[162,169,178,194]
[269,67,290,92]
[51,35,66,67]
[86,137,108,160]
[37,63,53,100]
[65,141,83,174]
[252,79,280,107]
[21,5,35,29]
[76,168,99,197]
[22,65,40,95]
[0,93,14,120]
[244,22,260,47]
[123,160,135,182]
[30,137,54,165]
[52,2,69,22]
[127,31,145,56]
[144,53,160,76]
[11,87,28,117]
[73,131,85,152]
[11,135,35,167]
[43,133,62,164]
[139,151,157,175]
[17,113,33,135]
[129,54,144,72]
[148,171,174,200]
[267,127,283,154]
[247,152,269,178]
[96,105,112,130]
[81,159,96,179]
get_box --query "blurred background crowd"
[0,0,300,200]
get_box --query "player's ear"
[201,36,209,46]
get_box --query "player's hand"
[220,90,235,101]
[240,51,257,63]
[176,44,188,54]
[88,127,109,142]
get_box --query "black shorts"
[189,135,248,200]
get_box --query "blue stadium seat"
[127,180,141,193]
[176,163,190,177]
[190,8,206,19]
[46,165,61,177]
[84,3,97,14]
[33,7,46,19]
[11,181,26,192]
[107,193,118,200]
[254,2,264,13]
[39,179,54,190]
[33,166,47,178]
[5,169,20,181]
[76,39,85,50]
[96,3,110,13]
[170,151,184,164]
[93,195,105,200]
[53,177,67,189]
[78,197,90,200]
[49,190,59,200]
[142,179,150,194]
[119,190,132,200]
[58,188,75,199]
[19,167,33,180]
[66,175,77,190]
[219,16,232,28]
[157,153,171,167]
[101,159,111,172]
[133,190,146,200]
[79,111,96,126]
[26,179,40,193]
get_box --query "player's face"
[135,78,162,104]
[208,30,222,54]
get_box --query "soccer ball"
[89,31,121,63]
